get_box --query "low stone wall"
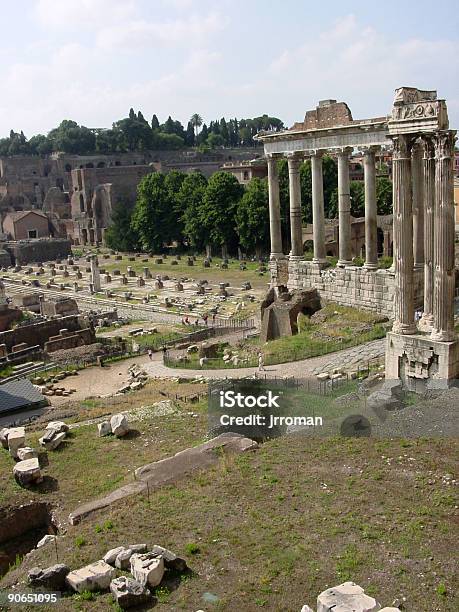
[4,238,71,265]
[44,328,94,353]
[0,314,94,352]
[270,259,424,318]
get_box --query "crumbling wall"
[4,238,71,264]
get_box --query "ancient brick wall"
[4,238,71,264]
[270,260,424,318]
[0,314,94,352]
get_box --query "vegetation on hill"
[0,110,284,156]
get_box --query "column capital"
[335,146,353,157]
[360,145,380,156]
[307,149,326,159]
[434,130,456,160]
[286,153,302,172]
[389,134,416,160]
[266,152,283,161]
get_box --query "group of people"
[181,313,216,327]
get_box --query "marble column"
[363,147,378,269]
[431,130,456,342]
[311,151,326,263]
[391,135,416,334]
[419,137,435,331]
[412,141,425,269]
[267,154,283,259]
[337,147,353,266]
[287,154,303,258]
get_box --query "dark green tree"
[376,176,393,214]
[201,171,244,255]
[236,178,269,257]
[131,173,175,252]
[105,204,139,251]
[178,171,208,249]
[151,114,160,130]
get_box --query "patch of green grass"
[155,586,171,603]
[185,542,201,555]
[74,535,86,548]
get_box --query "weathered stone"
[150,545,188,572]
[103,546,126,565]
[115,548,134,570]
[0,427,10,449]
[28,564,70,590]
[110,576,151,609]
[39,430,66,451]
[36,534,56,548]
[66,560,116,593]
[46,421,69,434]
[13,458,42,485]
[130,553,164,588]
[17,447,38,461]
[317,582,380,612]
[8,427,25,458]
[110,414,130,437]
[98,421,112,437]
[261,287,321,342]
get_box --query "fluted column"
[311,151,326,263]
[337,147,353,266]
[287,154,303,258]
[419,137,435,331]
[267,154,283,259]
[431,130,456,342]
[391,135,416,334]
[363,147,378,269]
[412,142,425,268]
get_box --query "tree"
[47,120,96,154]
[236,178,270,257]
[206,133,224,148]
[201,171,244,255]
[376,176,393,214]
[185,121,195,147]
[28,134,52,155]
[190,113,203,139]
[178,171,208,249]
[131,173,175,252]
[349,181,365,217]
[105,203,139,251]
[151,114,160,130]
[165,170,186,242]
[114,116,152,151]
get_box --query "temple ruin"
[257,88,458,388]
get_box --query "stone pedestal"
[385,332,459,390]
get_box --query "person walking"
[258,352,265,372]
[147,349,153,361]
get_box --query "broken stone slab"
[39,430,66,451]
[36,534,56,548]
[46,421,69,434]
[115,548,135,570]
[103,546,126,566]
[300,606,314,612]
[13,458,42,486]
[130,553,164,588]
[66,560,116,593]
[98,421,112,437]
[28,564,70,590]
[17,447,38,461]
[69,434,257,524]
[110,576,151,609]
[8,427,26,458]
[110,414,130,437]
[317,582,380,612]
[150,545,187,572]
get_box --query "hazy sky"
[1,0,458,138]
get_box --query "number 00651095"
[0,591,61,605]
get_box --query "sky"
[1,0,459,138]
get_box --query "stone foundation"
[385,331,459,390]
[269,259,424,318]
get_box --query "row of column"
[267,147,380,269]
[392,130,456,342]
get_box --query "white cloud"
[96,11,228,50]
[34,0,136,29]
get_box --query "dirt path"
[49,338,385,406]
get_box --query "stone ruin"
[258,86,459,388]
[260,286,321,342]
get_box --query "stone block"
[66,560,116,593]
[46,421,69,434]
[110,414,130,437]
[28,564,70,590]
[150,545,187,572]
[13,458,42,486]
[317,582,380,612]
[8,427,25,458]
[103,546,126,566]
[110,576,151,609]
[98,421,112,437]
[39,430,66,451]
[130,553,164,588]
[17,447,38,461]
